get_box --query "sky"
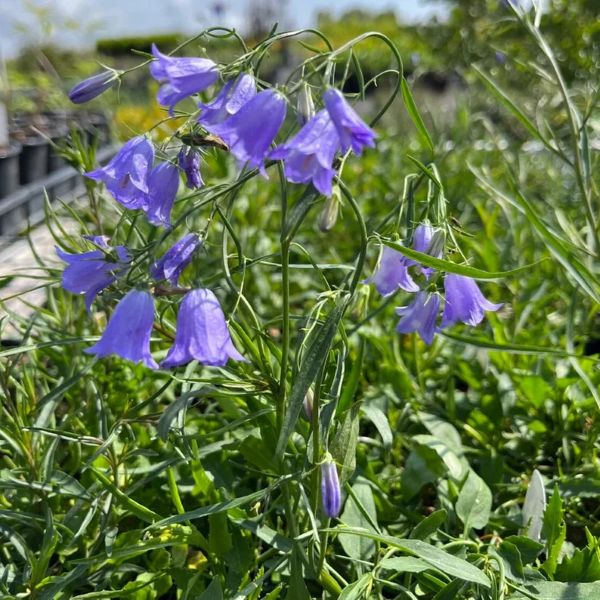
[0,0,449,59]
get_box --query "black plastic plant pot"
[19,137,49,185]
[0,143,22,199]
[85,111,111,147]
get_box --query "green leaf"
[361,404,392,449]
[455,470,492,531]
[509,581,600,599]
[285,544,311,600]
[339,481,377,562]
[328,528,491,587]
[338,573,372,600]
[504,536,544,565]
[401,442,447,499]
[379,556,434,573]
[401,77,434,153]
[542,485,566,578]
[555,531,600,582]
[198,578,224,600]
[381,238,542,280]
[496,541,524,582]
[331,403,360,484]
[410,510,448,540]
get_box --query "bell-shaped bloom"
[323,88,376,155]
[178,147,203,190]
[440,274,502,328]
[408,224,443,278]
[56,238,130,311]
[85,290,158,369]
[269,110,340,196]
[396,291,440,345]
[321,459,341,518]
[85,136,154,209]
[162,289,246,368]
[151,233,201,285]
[364,245,419,296]
[143,162,180,228]
[203,89,286,174]
[150,44,219,115]
[198,73,256,128]
[69,70,118,104]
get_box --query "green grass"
[1,4,599,599]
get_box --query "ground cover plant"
[1,2,599,598]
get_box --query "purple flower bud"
[151,233,201,286]
[203,89,287,174]
[85,290,158,369]
[178,147,203,190]
[321,458,341,518]
[68,71,118,104]
[56,237,130,311]
[396,291,440,345]
[198,73,256,128]
[269,110,339,196]
[85,136,154,209]
[364,246,419,296]
[161,289,247,368]
[440,274,502,328]
[323,88,376,156]
[302,387,314,421]
[143,162,180,228]
[150,44,219,115]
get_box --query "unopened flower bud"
[321,456,341,518]
[426,228,446,259]
[69,71,119,104]
[318,185,341,232]
[302,387,314,421]
[178,147,203,190]
[297,83,315,125]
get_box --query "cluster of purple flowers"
[366,224,502,344]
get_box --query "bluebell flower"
[143,162,180,228]
[151,233,201,285]
[269,110,339,196]
[202,89,287,174]
[85,290,158,369]
[150,44,219,115]
[178,147,203,190]
[85,136,154,209]
[440,274,502,328]
[161,288,246,368]
[396,291,440,345]
[56,237,130,311]
[321,458,342,518]
[69,70,118,104]
[323,88,376,155]
[198,73,256,128]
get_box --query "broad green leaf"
[379,556,434,573]
[340,481,378,562]
[456,470,492,531]
[361,404,393,449]
[331,403,360,484]
[410,510,448,540]
[401,442,447,499]
[285,544,311,600]
[542,486,566,578]
[523,469,547,542]
[510,581,600,599]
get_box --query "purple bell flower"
[178,147,203,190]
[56,237,130,311]
[269,110,340,196]
[161,289,246,368]
[364,246,420,296]
[202,89,287,174]
[85,290,158,369]
[69,70,118,104]
[150,44,219,115]
[323,88,376,155]
[321,458,342,518]
[396,292,440,345]
[198,73,256,128]
[85,136,154,209]
[440,274,502,328]
[143,162,180,228]
[151,233,201,285]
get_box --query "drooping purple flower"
[178,147,203,190]
[56,238,130,311]
[150,44,219,115]
[202,89,287,174]
[321,459,341,518]
[85,290,158,369]
[396,291,440,345]
[161,289,246,368]
[323,88,376,155]
[409,224,443,278]
[364,246,419,296]
[151,233,201,285]
[198,73,256,128]
[269,110,340,196]
[143,162,180,228]
[440,274,502,328]
[69,70,118,104]
[85,136,154,209]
